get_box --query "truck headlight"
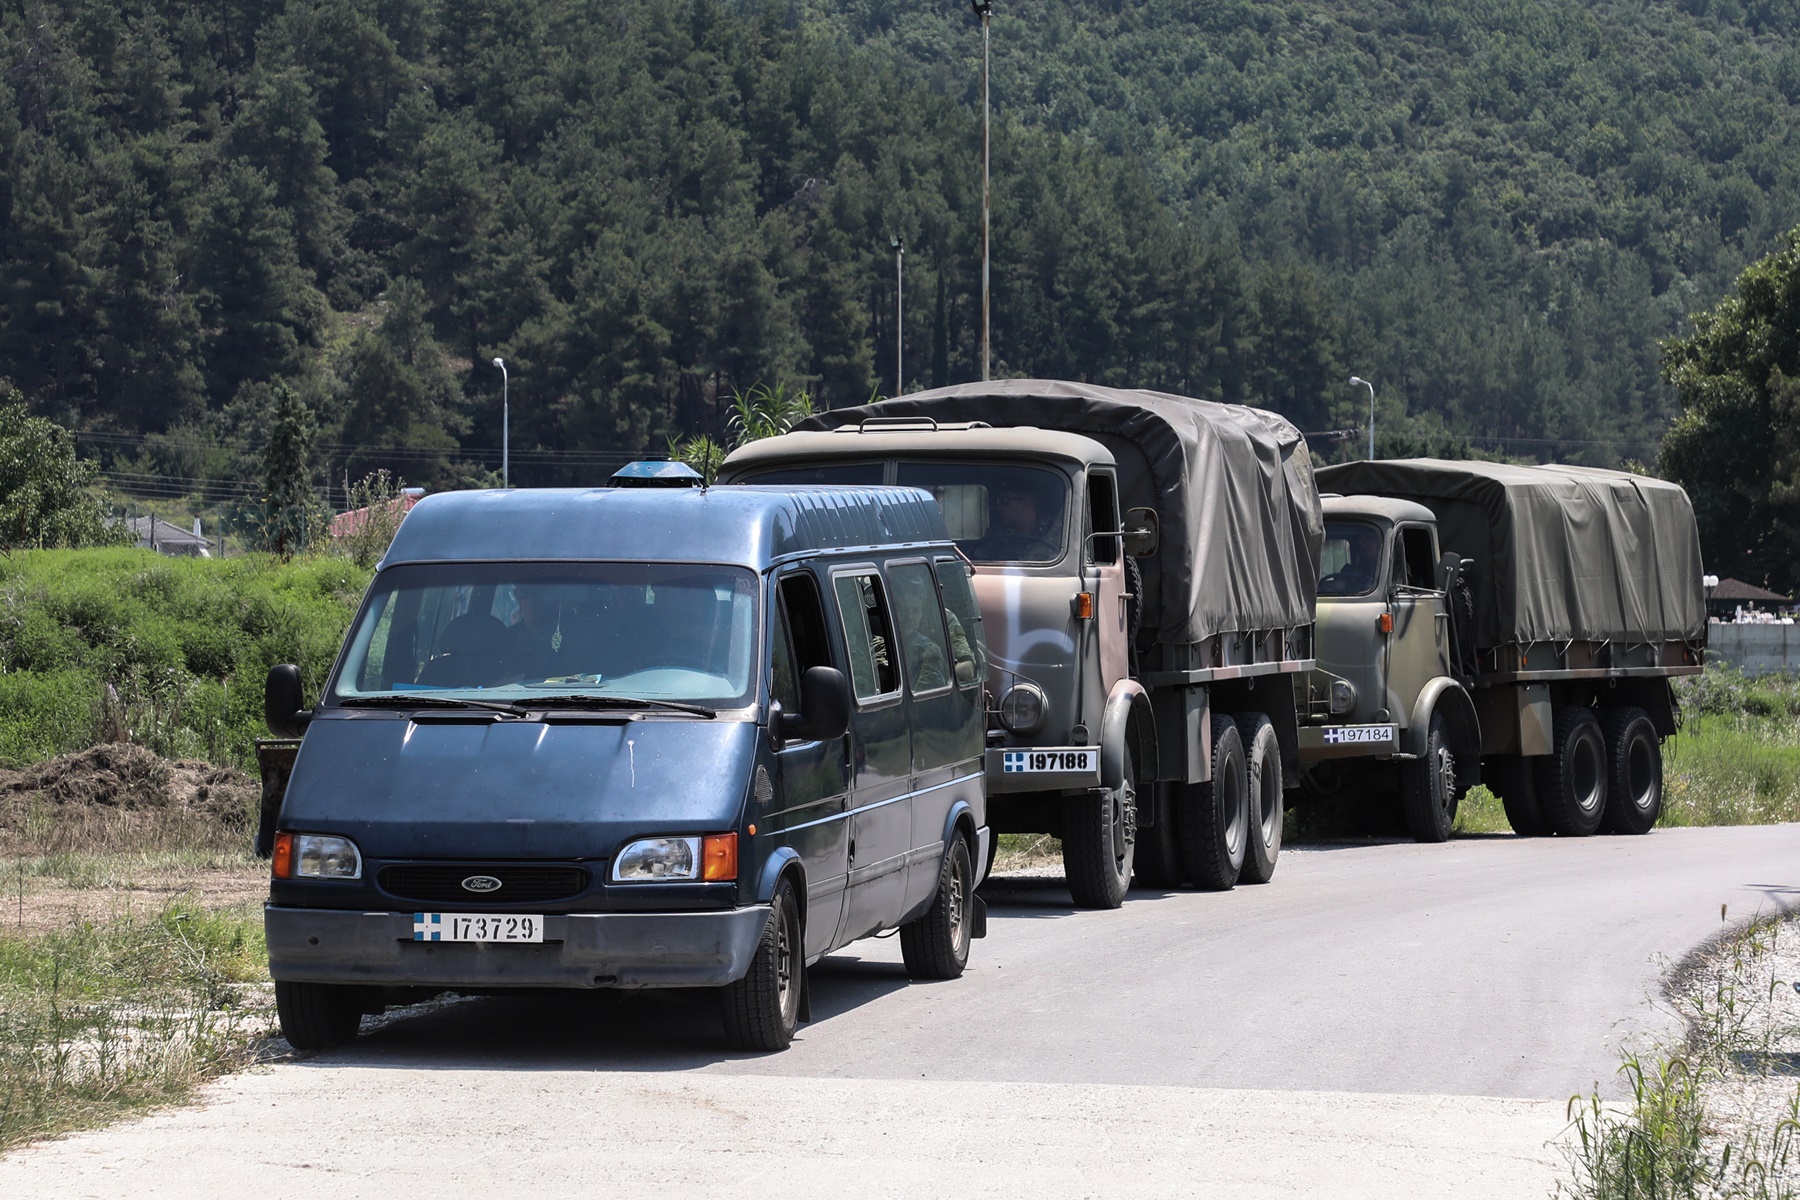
[273,833,362,880]
[1330,679,1357,714]
[613,836,700,881]
[998,682,1047,734]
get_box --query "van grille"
[378,864,592,904]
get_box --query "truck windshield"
[1319,521,1384,597]
[331,562,760,709]
[894,461,1069,564]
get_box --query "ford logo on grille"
[461,875,503,894]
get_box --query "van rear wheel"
[721,879,802,1052]
[1178,715,1248,891]
[1062,753,1136,909]
[274,980,364,1051]
[901,835,973,979]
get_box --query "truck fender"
[1405,677,1482,791]
[1101,680,1158,791]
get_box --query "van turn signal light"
[1378,612,1394,634]
[271,831,295,879]
[1074,592,1094,620]
[702,833,738,882]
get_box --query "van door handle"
[848,838,856,863]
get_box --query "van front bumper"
[265,904,772,990]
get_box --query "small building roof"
[1710,577,1790,602]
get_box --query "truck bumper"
[1297,723,1400,761]
[265,904,772,990]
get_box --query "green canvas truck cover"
[1315,459,1706,649]
[797,380,1323,646]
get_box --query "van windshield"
[894,461,1069,565]
[331,562,760,709]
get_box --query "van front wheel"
[901,835,973,979]
[274,980,363,1051]
[721,880,802,1052]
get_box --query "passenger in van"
[891,571,949,692]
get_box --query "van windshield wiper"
[521,694,717,718]
[339,694,525,716]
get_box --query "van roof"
[382,485,953,569]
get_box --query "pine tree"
[258,382,321,558]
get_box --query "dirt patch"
[0,744,256,857]
[0,866,268,936]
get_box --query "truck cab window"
[1086,473,1119,565]
[744,462,886,486]
[1318,521,1383,597]
[1398,527,1437,590]
[833,571,901,701]
[893,461,1068,565]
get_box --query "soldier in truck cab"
[973,480,1059,561]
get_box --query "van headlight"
[613,836,700,882]
[272,832,362,880]
[998,682,1047,734]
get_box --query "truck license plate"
[1321,725,1396,745]
[412,913,543,943]
[1003,749,1098,774]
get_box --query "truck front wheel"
[1485,754,1547,837]
[1237,714,1283,883]
[1600,707,1662,835]
[1401,710,1457,843]
[1178,715,1248,891]
[1062,753,1136,909]
[1535,706,1607,837]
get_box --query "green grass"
[0,899,273,1152]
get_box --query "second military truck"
[724,380,1323,907]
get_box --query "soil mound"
[0,744,256,832]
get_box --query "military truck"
[721,380,1322,908]
[1302,459,1706,840]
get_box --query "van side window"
[1087,473,1119,565]
[934,557,986,685]
[774,572,831,711]
[833,571,900,701]
[1399,527,1437,590]
[887,562,952,694]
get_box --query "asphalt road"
[6,824,1797,1197]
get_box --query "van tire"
[1486,754,1548,837]
[1133,783,1184,889]
[1237,714,1283,884]
[1062,752,1136,909]
[721,879,802,1052]
[1401,709,1457,843]
[901,835,974,979]
[1600,707,1662,835]
[1534,707,1608,837]
[275,980,363,1051]
[1178,715,1248,891]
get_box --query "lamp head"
[492,357,505,370]
[972,0,991,14]
[1349,376,1367,387]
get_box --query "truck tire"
[274,980,363,1051]
[901,835,973,979]
[721,878,802,1052]
[1400,709,1457,844]
[1177,715,1248,891]
[1485,754,1548,837]
[1062,752,1136,909]
[1133,783,1184,889]
[1237,713,1283,884]
[1534,706,1607,837]
[1600,707,1663,835]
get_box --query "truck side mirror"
[264,664,312,738]
[783,666,851,743]
[1122,507,1160,557]
[1436,552,1464,594]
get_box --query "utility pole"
[492,357,510,487]
[973,0,992,382]
[891,236,905,396]
[1349,376,1376,460]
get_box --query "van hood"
[279,713,759,861]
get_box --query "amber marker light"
[701,833,739,882]
[1075,592,1094,620]
[271,831,295,879]
[1378,612,1394,634]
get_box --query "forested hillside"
[0,0,1796,503]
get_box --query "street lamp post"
[891,235,905,396]
[1349,375,1376,461]
[973,0,992,382]
[492,357,510,487]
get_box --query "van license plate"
[1003,749,1098,774]
[412,913,543,943]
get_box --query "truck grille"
[377,864,592,904]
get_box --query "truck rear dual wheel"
[1133,783,1184,889]
[1237,714,1283,884]
[1177,715,1249,891]
[1400,710,1458,844]
[274,980,365,1051]
[1600,707,1663,835]
[1535,706,1607,837]
[1485,754,1548,837]
[1062,753,1137,909]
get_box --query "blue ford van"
[260,483,990,1052]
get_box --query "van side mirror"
[1122,507,1160,557]
[264,664,312,738]
[783,666,851,743]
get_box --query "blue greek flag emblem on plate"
[412,913,443,941]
